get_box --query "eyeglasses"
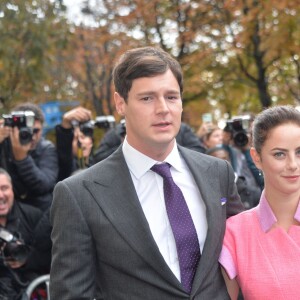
[33,128,41,135]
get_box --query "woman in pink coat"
[219,105,300,300]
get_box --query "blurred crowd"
[0,102,263,298]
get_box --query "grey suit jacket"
[50,145,244,300]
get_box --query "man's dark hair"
[0,167,12,183]
[112,46,183,101]
[13,102,45,124]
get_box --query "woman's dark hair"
[252,105,300,154]
[112,46,183,101]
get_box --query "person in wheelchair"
[0,168,46,300]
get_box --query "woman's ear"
[114,92,126,116]
[250,147,262,169]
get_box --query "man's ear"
[114,92,126,116]
[250,147,262,169]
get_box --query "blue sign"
[39,100,80,135]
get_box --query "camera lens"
[233,131,249,147]
[4,242,30,263]
[19,128,33,145]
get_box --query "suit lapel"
[83,148,182,290]
[179,147,224,293]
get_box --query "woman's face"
[205,128,223,149]
[251,122,300,197]
[209,149,230,162]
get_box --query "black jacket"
[0,137,58,211]
[0,201,44,282]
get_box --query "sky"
[63,0,86,24]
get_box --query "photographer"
[0,168,46,299]
[56,106,117,180]
[0,103,58,211]
[55,106,94,181]
[223,115,264,192]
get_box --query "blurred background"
[0,0,299,135]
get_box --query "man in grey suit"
[50,46,244,299]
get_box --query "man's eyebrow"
[136,90,180,96]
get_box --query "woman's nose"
[287,155,299,170]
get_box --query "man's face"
[114,69,183,160]
[0,174,14,218]
[29,120,43,150]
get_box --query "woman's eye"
[274,152,284,158]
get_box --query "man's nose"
[156,97,169,113]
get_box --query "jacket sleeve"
[50,181,96,299]
[176,123,206,153]
[223,160,245,218]
[55,125,76,181]
[13,139,58,196]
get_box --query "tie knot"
[151,163,172,178]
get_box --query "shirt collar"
[122,137,184,180]
[257,190,300,232]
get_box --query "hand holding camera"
[9,126,32,160]
[1,111,37,160]
[0,119,11,143]
[0,227,30,269]
[62,106,92,129]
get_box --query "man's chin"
[30,142,37,150]
[0,212,8,218]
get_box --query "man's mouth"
[154,122,171,127]
[0,200,7,209]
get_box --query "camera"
[0,228,30,263]
[225,115,251,147]
[2,111,35,145]
[72,115,116,137]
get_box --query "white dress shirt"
[122,138,207,281]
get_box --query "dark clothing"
[223,144,238,173]
[93,123,125,164]
[93,122,205,164]
[0,138,58,211]
[55,125,94,181]
[0,201,44,299]
[55,125,76,181]
[30,208,52,274]
[176,123,206,153]
[242,149,264,190]
[235,176,260,209]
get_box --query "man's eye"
[167,95,180,100]
[141,97,151,101]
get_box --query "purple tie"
[151,163,200,294]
